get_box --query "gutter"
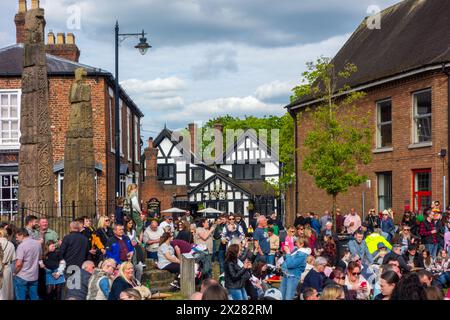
[442,64,450,206]
[287,62,450,111]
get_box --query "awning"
[53,160,103,173]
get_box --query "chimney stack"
[47,31,55,44]
[31,0,40,9]
[188,123,198,156]
[15,0,27,44]
[214,123,224,161]
[144,137,158,178]
[46,32,81,62]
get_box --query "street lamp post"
[114,21,151,197]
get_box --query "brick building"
[285,0,450,224]
[0,1,143,216]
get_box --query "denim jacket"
[281,247,308,278]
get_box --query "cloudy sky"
[0,0,399,139]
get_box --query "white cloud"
[120,77,187,94]
[191,48,238,80]
[254,80,294,102]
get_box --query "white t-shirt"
[158,221,174,234]
[157,243,174,270]
[143,227,164,252]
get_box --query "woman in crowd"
[381,210,396,242]
[124,183,143,233]
[345,261,371,300]
[195,218,216,255]
[422,250,434,270]
[40,240,66,300]
[124,216,138,244]
[119,288,142,300]
[396,224,418,255]
[374,270,399,300]
[300,255,315,283]
[157,232,181,273]
[189,223,197,244]
[320,285,345,300]
[390,272,427,300]
[280,237,309,300]
[87,259,117,300]
[224,244,252,300]
[0,227,16,300]
[284,226,296,252]
[109,262,140,300]
[303,225,317,255]
[437,249,450,287]
[96,215,114,249]
[365,209,380,233]
[176,220,192,243]
[325,268,351,300]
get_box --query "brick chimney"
[46,32,80,62]
[15,0,27,44]
[214,123,224,161]
[144,137,158,178]
[188,123,198,156]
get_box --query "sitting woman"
[345,261,371,300]
[108,261,140,300]
[373,270,400,300]
[157,232,181,274]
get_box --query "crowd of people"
[1,186,449,300]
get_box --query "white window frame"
[119,100,124,157]
[412,89,432,144]
[0,90,21,150]
[134,115,140,165]
[127,108,131,161]
[376,98,392,149]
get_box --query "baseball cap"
[264,288,282,300]
[377,242,386,250]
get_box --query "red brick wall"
[292,71,449,224]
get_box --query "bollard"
[180,254,196,299]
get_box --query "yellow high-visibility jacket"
[365,232,392,255]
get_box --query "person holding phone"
[345,261,371,300]
[224,244,252,300]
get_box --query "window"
[218,201,228,213]
[109,93,115,152]
[413,169,431,213]
[157,164,175,181]
[377,172,392,211]
[413,90,432,143]
[0,174,18,216]
[0,91,20,148]
[127,108,131,161]
[120,175,126,197]
[376,99,392,148]
[134,116,139,164]
[191,168,205,183]
[234,200,244,215]
[233,164,263,180]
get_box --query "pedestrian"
[96,215,114,250]
[348,230,373,265]
[381,210,396,242]
[87,258,117,300]
[109,262,140,300]
[105,224,134,265]
[59,221,89,269]
[253,215,270,263]
[24,215,40,241]
[143,220,163,260]
[13,228,42,300]
[301,256,327,295]
[224,244,252,300]
[319,211,332,232]
[115,197,125,226]
[268,227,279,266]
[38,218,60,246]
[419,208,439,258]
[344,208,361,235]
[65,261,95,300]
[157,232,180,274]
[39,240,65,300]
[0,227,16,300]
[280,237,308,300]
[158,215,175,234]
[365,209,380,233]
[124,184,143,233]
[344,261,371,300]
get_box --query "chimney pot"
[56,33,65,44]
[19,0,27,13]
[188,123,198,156]
[31,0,39,9]
[148,137,154,148]
[66,33,75,44]
[47,31,55,44]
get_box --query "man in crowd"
[419,208,438,258]
[214,215,227,273]
[13,228,42,300]
[253,215,270,263]
[335,208,345,234]
[320,211,333,232]
[348,230,373,266]
[382,244,410,273]
[105,224,134,265]
[38,218,60,246]
[25,215,40,241]
[268,227,279,266]
[65,260,95,300]
[158,215,174,233]
[143,220,163,260]
[344,208,361,234]
[60,221,90,270]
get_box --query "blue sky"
[0,0,400,139]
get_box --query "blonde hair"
[97,215,109,229]
[99,258,117,270]
[0,228,7,238]
[320,285,344,300]
[306,255,315,265]
[127,183,138,197]
[119,261,135,282]
[304,225,313,238]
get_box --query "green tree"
[291,57,372,230]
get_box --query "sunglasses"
[352,272,361,276]
[403,228,410,231]
[229,218,235,220]
[338,276,346,280]
[105,219,110,222]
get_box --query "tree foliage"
[291,56,373,219]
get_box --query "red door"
[412,169,432,214]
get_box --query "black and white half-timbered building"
[140,124,282,223]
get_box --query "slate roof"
[287,0,450,109]
[0,44,143,117]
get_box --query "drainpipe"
[442,64,450,206]
[288,108,299,218]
